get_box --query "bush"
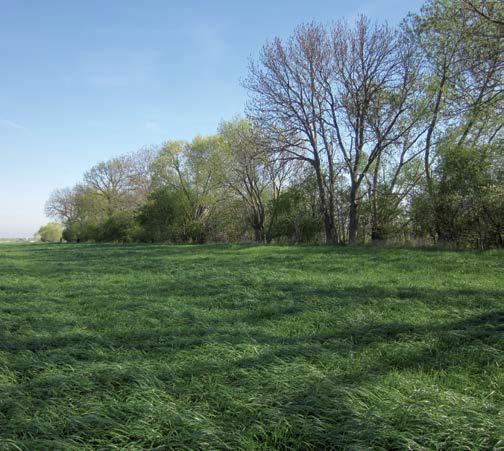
[269,187,321,243]
[137,187,188,242]
[63,221,100,243]
[411,142,503,248]
[97,212,138,243]
[38,223,63,242]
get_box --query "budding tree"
[246,17,420,242]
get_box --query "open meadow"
[0,243,503,449]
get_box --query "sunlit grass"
[0,243,502,449]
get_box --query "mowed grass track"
[0,244,502,450]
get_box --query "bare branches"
[83,156,135,216]
[246,16,420,242]
[45,188,76,222]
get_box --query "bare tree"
[128,145,159,207]
[83,156,133,216]
[246,18,419,243]
[365,126,425,241]
[45,184,108,239]
[245,23,341,243]
[327,17,420,242]
[45,187,77,222]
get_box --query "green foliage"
[217,118,271,242]
[61,221,80,242]
[37,223,63,242]
[182,219,206,243]
[269,185,321,243]
[97,212,139,243]
[44,1,503,249]
[62,221,99,243]
[360,184,410,242]
[59,188,109,242]
[412,142,503,247]
[0,243,502,448]
[137,186,189,242]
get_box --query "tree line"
[45,0,503,248]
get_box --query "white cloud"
[0,119,26,130]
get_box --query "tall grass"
[0,244,502,449]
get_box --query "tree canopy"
[44,1,503,248]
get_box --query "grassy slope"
[0,243,502,450]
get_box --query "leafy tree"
[407,0,503,193]
[217,119,272,243]
[97,212,139,243]
[269,180,322,243]
[38,223,63,242]
[43,1,503,249]
[411,140,503,247]
[153,137,223,241]
[60,187,108,242]
[137,187,188,242]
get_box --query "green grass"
[0,243,502,450]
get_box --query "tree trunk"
[327,155,339,244]
[252,211,265,243]
[348,181,359,244]
[323,212,337,244]
[314,163,337,244]
[253,226,262,243]
[370,156,380,242]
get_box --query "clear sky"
[0,0,424,238]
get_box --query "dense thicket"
[37,223,63,243]
[46,0,503,248]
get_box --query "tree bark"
[314,163,337,244]
[253,226,263,243]
[370,155,380,242]
[348,180,360,244]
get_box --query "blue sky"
[0,0,424,238]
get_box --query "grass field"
[0,243,502,449]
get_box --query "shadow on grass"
[2,287,502,370]
[1,244,503,448]
[2,301,501,447]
